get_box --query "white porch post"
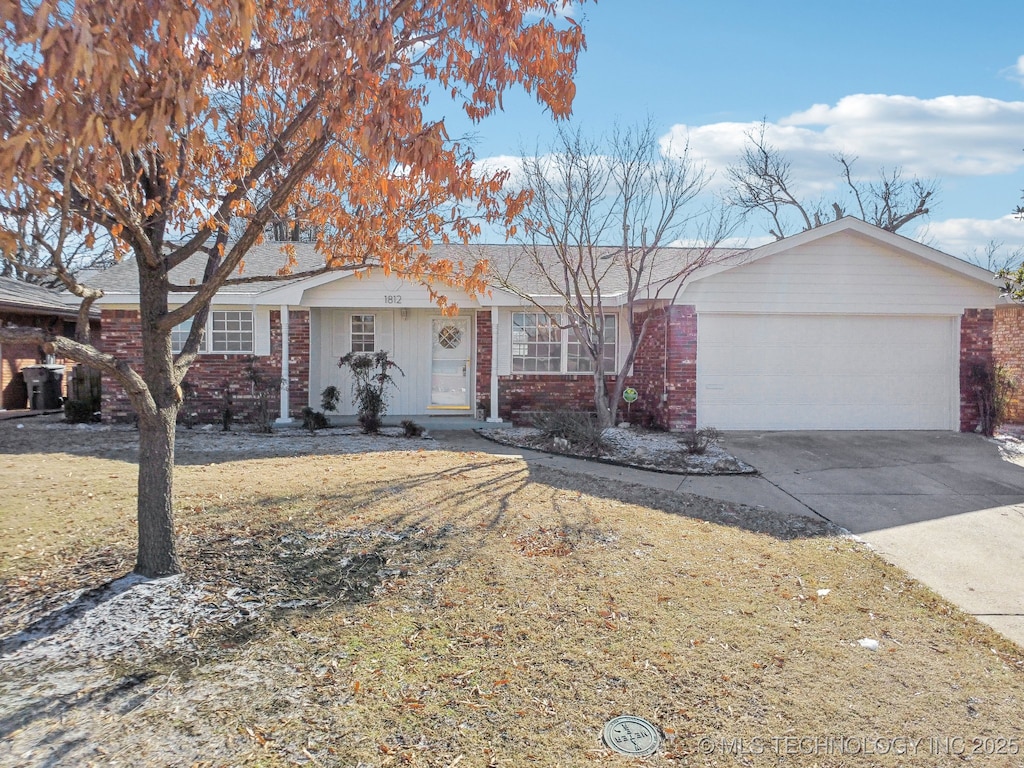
[487,307,503,422]
[276,305,293,425]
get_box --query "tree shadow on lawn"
[0,450,841,757]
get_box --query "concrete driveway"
[719,431,1024,647]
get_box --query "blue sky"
[438,1,1024,263]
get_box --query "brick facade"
[0,311,98,410]
[484,305,699,431]
[959,308,995,432]
[99,308,310,425]
[993,304,1024,423]
[474,311,492,416]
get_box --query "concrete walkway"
[437,429,1024,649]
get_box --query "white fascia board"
[479,285,631,308]
[252,268,361,305]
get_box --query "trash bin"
[22,364,65,410]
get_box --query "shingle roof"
[85,242,332,294]
[0,276,88,319]
[85,241,739,297]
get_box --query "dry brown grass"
[1,420,1023,767]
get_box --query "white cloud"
[915,214,1024,260]
[663,94,1024,193]
[526,3,578,20]
[1004,55,1024,85]
[473,154,528,184]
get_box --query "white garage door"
[697,314,958,430]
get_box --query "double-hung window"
[170,310,254,354]
[512,312,617,373]
[351,314,376,352]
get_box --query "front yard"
[1,418,1022,766]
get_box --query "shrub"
[531,410,606,454]
[338,350,403,435]
[301,406,329,434]
[401,419,425,438]
[245,356,281,433]
[63,399,97,424]
[969,361,1016,437]
[679,426,722,455]
[321,385,341,414]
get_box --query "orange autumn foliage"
[0,0,588,309]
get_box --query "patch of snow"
[1,574,260,670]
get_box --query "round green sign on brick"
[623,387,639,403]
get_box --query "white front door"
[430,317,471,408]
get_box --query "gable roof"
[82,218,997,305]
[690,216,996,288]
[0,276,90,320]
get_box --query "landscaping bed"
[479,425,757,474]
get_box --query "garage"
[697,313,959,430]
[677,219,1000,432]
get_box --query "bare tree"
[728,122,937,239]
[0,201,115,287]
[491,121,732,429]
[966,239,1024,274]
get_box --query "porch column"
[487,306,503,422]
[276,305,293,425]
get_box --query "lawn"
[1,419,1023,767]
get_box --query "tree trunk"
[133,246,184,577]
[135,407,181,576]
[594,372,614,429]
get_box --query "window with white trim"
[211,310,254,352]
[567,315,617,374]
[169,310,253,354]
[512,312,561,372]
[512,312,617,373]
[351,314,375,352]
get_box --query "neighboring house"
[0,276,100,410]
[86,218,1004,431]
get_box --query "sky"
[435,1,1024,265]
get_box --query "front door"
[430,317,471,408]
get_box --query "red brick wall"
[960,308,995,432]
[492,305,699,431]
[99,308,310,425]
[994,304,1024,423]
[606,305,697,431]
[475,311,492,415]
[0,311,94,409]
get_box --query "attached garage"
[697,313,958,430]
[678,219,1000,431]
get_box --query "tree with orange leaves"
[0,0,588,576]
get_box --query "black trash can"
[22,364,65,410]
